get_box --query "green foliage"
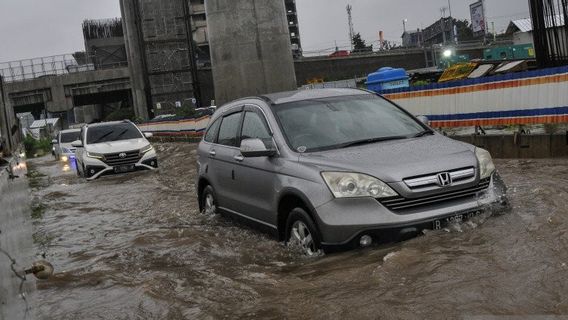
[104,108,135,122]
[175,103,198,118]
[454,19,475,41]
[412,80,430,86]
[23,135,53,158]
[352,33,373,52]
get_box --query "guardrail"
[138,116,211,137]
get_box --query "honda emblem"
[437,172,452,187]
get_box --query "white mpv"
[72,121,158,180]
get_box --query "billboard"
[470,1,486,34]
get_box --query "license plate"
[114,165,135,173]
[433,211,482,230]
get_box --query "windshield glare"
[274,95,425,152]
[60,131,80,143]
[86,123,143,144]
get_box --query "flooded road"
[28,144,568,319]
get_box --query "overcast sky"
[0,0,530,62]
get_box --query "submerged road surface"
[28,143,568,319]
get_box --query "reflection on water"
[28,146,568,319]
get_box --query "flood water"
[28,144,568,319]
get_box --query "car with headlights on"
[196,88,508,256]
[72,121,158,180]
[52,129,81,162]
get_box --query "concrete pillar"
[0,77,16,155]
[120,0,150,120]
[206,0,297,105]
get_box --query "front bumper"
[82,151,158,180]
[314,173,508,246]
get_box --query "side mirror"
[416,115,431,126]
[240,138,276,158]
[71,140,83,148]
[144,132,153,138]
[51,139,58,145]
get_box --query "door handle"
[209,150,216,156]
[233,155,244,162]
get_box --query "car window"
[217,112,242,147]
[86,123,143,145]
[273,95,425,152]
[60,131,81,143]
[204,118,221,143]
[241,111,271,142]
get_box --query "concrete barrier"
[0,155,35,319]
[452,133,568,158]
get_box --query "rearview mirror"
[71,140,83,148]
[240,138,276,158]
[416,115,431,126]
[51,139,58,145]
[144,132,153,138]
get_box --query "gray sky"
[0,0,529,62]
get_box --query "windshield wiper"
[338,136,408,149]
[413,130,435,138]
[113,129,130,140]
[92,131,115,144]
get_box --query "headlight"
[87,151,104,159]
[475,148,496,179]
[321,172,398,199]
[140,144,154,154]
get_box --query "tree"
[352,33,373,53]
[454,19,475,42]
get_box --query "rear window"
[86,123,143,144]
[60,131,80,143]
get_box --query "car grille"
[379,178,491,212]
[404,167,476,189]
[102,150,141,166]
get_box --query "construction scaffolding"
[529,0,568,67]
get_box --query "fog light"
[90,169,95,175]
[360,235,372,247]
[151,161,155,166]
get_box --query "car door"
[208,107,244,212]
[231,105,280,227]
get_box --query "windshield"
[86,123,143,144]
[60,131,80,143]
[273,95,426,152]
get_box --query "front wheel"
[201,185,218,215]
[286,208,323,257]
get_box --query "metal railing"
[0,54,127,83]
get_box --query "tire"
[285,208,323,256]
[201,185,218,215]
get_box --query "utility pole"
[448,0,455,43]
[440,7,447,44]
[0,75,13,154]
[347,4,354,50]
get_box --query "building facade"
[422,17,454,46]
[402,30,423,47]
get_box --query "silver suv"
[197,89,507,255]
